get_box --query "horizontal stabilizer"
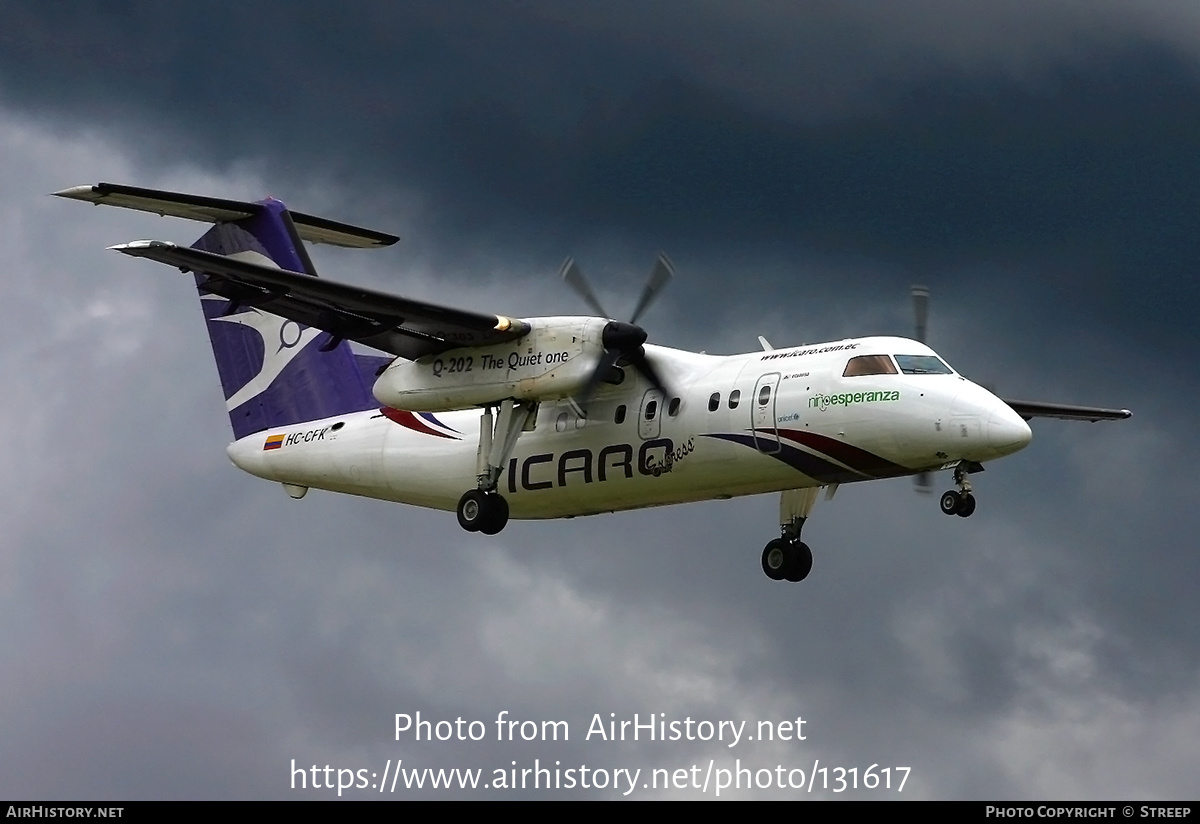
[109,240,529,359]
[1002,398,1132,422]
[54,182,399,248]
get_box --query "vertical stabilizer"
[191,199,378,438]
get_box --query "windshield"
[843,354,898,377]
[893,354,953,375]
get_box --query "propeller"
[905,284,995,492]
[560,253,675,405]
[630,254,674,325]
[911,284,929,345]
[911,284,933,492]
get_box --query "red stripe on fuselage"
[380,407,458,439]
[777,429,910,478]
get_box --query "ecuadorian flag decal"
[263,433,285,451]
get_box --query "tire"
[479,493,510,535]
[761,539,788,580]
[955,493,977,518]
[456,490,487,532]
[940,490,961,516]
[784,541,813,582]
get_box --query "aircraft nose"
[987,403,1032,456]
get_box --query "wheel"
[784,540,813,582]
[479,493,510,534]
[939,490,961,516]
[955,492,976,518]
[456,490,487,532]
[761,539,788,580]
[458,490,510,534]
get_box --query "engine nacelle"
[373,316,607,411]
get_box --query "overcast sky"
[1,1,1197,799]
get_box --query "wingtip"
[107,239,173,253]
[51,184,98,199]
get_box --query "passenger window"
[843,355,898,377]
[645,400,658,421]
[555,412,569,432]
[708,392,720,412]
[615,405,626,424]
[668,397,681,416]
[729,390,741,409]
[758,385,771,405]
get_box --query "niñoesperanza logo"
[809,390,900,411]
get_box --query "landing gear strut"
[939,461,978,518]
[457,398,537,536]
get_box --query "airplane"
[56,182,1131,583]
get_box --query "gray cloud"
[1,3,1196,799]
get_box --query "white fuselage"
[226,335,1032,519]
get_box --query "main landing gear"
[456,398,537,536]
[939,461,979,518]
[762,486,830,583]
[457,489,510,535]
[761,537,813,582]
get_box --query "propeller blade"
[914,470,933,493]
[629,252,674,325]
[559,255,676,403]
[629,347,668,395]
[577,347,624,409]
[576,321,649,408]
[911,284,929,344]
[560,257,610,319]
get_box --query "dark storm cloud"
[3,1,1197,347]
[2,1,1198,800]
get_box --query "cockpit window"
[894,355,953,375]
[843,354,898,377]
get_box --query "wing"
[110,240,529,359]
[1001,398,1132,422]
[55,182,399,248]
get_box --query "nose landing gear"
[939,489,976,517]
[939,461,980,518]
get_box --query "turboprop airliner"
[57,183,1131,583]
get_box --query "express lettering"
[505,438,680,493]
[644,438,696,476]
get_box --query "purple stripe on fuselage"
[417,411,461,435]
[703,433,866,484]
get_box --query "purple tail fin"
[191,199,378,439]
